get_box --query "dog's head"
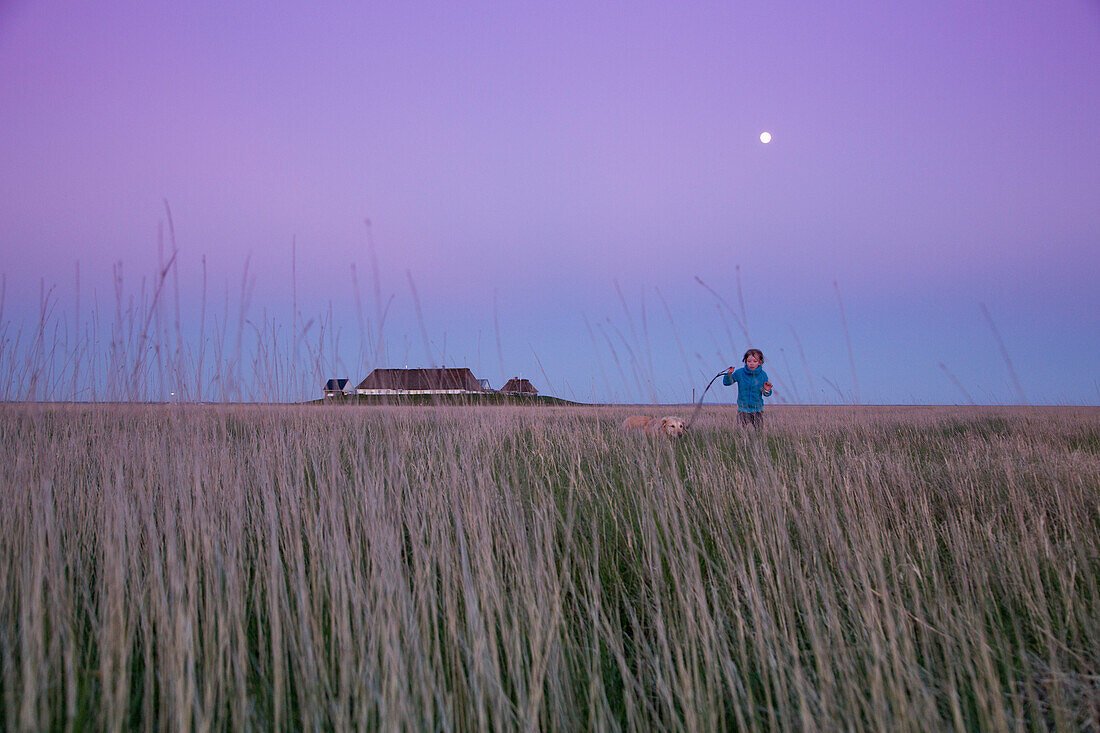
[660,417,686,437]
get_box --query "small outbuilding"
[323,378,349,398]
[500,377,538,396]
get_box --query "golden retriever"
[621,415,686,437]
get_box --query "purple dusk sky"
[1,0,1098,404]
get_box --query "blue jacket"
[723,366,772,413]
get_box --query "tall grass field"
[2,404,1098,729]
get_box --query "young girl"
[723,349,773,428]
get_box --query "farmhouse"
[500,377,538,396]
[323,378,349,398]
[355,368,486,395]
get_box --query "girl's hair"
[742,348,765,364]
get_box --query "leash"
[686,369,728,429]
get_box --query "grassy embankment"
[309,393,581,406]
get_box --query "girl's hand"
[726,366,735,375]
[763,381,773,393]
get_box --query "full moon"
[759,131,772,144]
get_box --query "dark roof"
[500,377,538,395]
[356,368,485,392]
[324,378,349,391]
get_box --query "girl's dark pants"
[738,411,763,428]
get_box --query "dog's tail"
[686,370,728,430]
